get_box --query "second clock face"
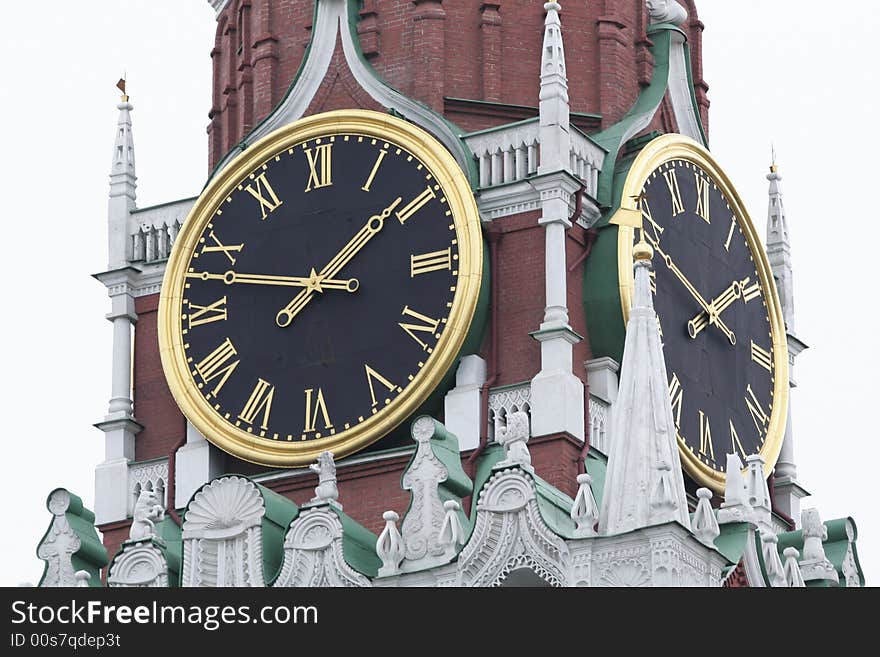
[637,159,777,475]
[162,112,483,465]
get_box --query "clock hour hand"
[185,270,360,292]
[687,277,752,339]
[275,197,403,328]
[652,243,737,345]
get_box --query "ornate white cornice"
[208,0,229,17]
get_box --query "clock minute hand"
[653,244,737,346]
[275,197,403,328]
[687,277,750,339]
[185,270,359,292]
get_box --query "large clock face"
[159,110,483,467]
[615,136,788,492]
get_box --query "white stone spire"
[108,84,137,269]
[538,2,569,173]
[766,157,793,330]
[599,240,691,535]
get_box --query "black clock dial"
[180,133,462,443]
[637,159,776,472]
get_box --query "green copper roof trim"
[329,506,381,577]
[591,26,678,211]
[680,35,709,148]
[584,450,608,509]
[713,521,751,565]
[463,116,538,139]
[37,489,108,588]
[777,517,865,587]
[446,96,602,123]
[130,197,198,215]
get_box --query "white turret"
[599,239,691,535]
[108,81,137,269]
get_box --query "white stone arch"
[457,468,569,587]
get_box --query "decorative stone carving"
[597,557,651,587]
[496,411,532,468]
[692,488,720,547]
[571,474,599,538]
[399,416,471,572]
[181,476,266,587]
[273,508,370,588]
[761,532,787,587]
[128,459,168,516]
[37,489,107,588]
[457,468,569,587]
[718,453,752,524]
[108,540,170,588]
[310,451,339,506]
[487,383,531,441]
[377,511,405,577]
[646,0,688,25]
[799,508,838,583]
[744,454,771,529]
[783,547,805,587]
[130,488,165,541]
[438,501,465,555]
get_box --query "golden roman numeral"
[729,419,747,461]
[745,384,769,438]
[399,305,440,351]
[187,296,228,329]
[238,379,275,430]
[742,280,762,303]
[410,248,452,277]
[361,149,387,192]
[694,173,711,223]
[365,364,397,408]
[668,372,683,430]
[663,169,684,216]
[200,230,243,264]
[648,269,657,294]
[304,387,333,433]
[396,186,436,225]
[724,217,736,252]
[751,340,773,372]
[195,338,240,396]
[641,197,664,244]
[699,410,715,461]
[304,144,333,192]
[244,172,284,220]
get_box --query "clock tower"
[33,0,863,588]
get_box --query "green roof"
[37,488,108,588]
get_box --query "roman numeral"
[699,410,715,461]
[694,173,711,223]
[244,172,284,220]
[399,305,440,351]
[361,149,387,192]
[195,338,240,396]
[742,280,762,303]
[648,269,657,294]
[238,379,275,430]
[745,384,769,438]
[187,296,228,329]
[668,372,683,430]
[200,230,243,264]
[365,364,397,408]
[641,197,664,244]
[729,419,747,461]
[304,388,333,433]
[410,248,452,277]
[751,340,773,372]
[304,144,333,192]
[396,186,436,225]
[724,217,736,252]
[663,169,684,217]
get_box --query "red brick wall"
[207,1,707,170]
[133,294,186,461]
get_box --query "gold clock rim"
[613,133,789,493]
[158,109,483,467]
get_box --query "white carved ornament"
[108,543,169,588]
[38,490,82,588]
[273,509,370,588]
[457,469,569,587]
[181,476,266,587]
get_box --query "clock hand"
[687,277,752,339]
[652,242,737,345]
[275,196,403,328]
[185,270,359,293]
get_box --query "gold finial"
[116,76,128,102]
[633,233,654,261]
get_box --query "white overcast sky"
[0,1,874,586]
